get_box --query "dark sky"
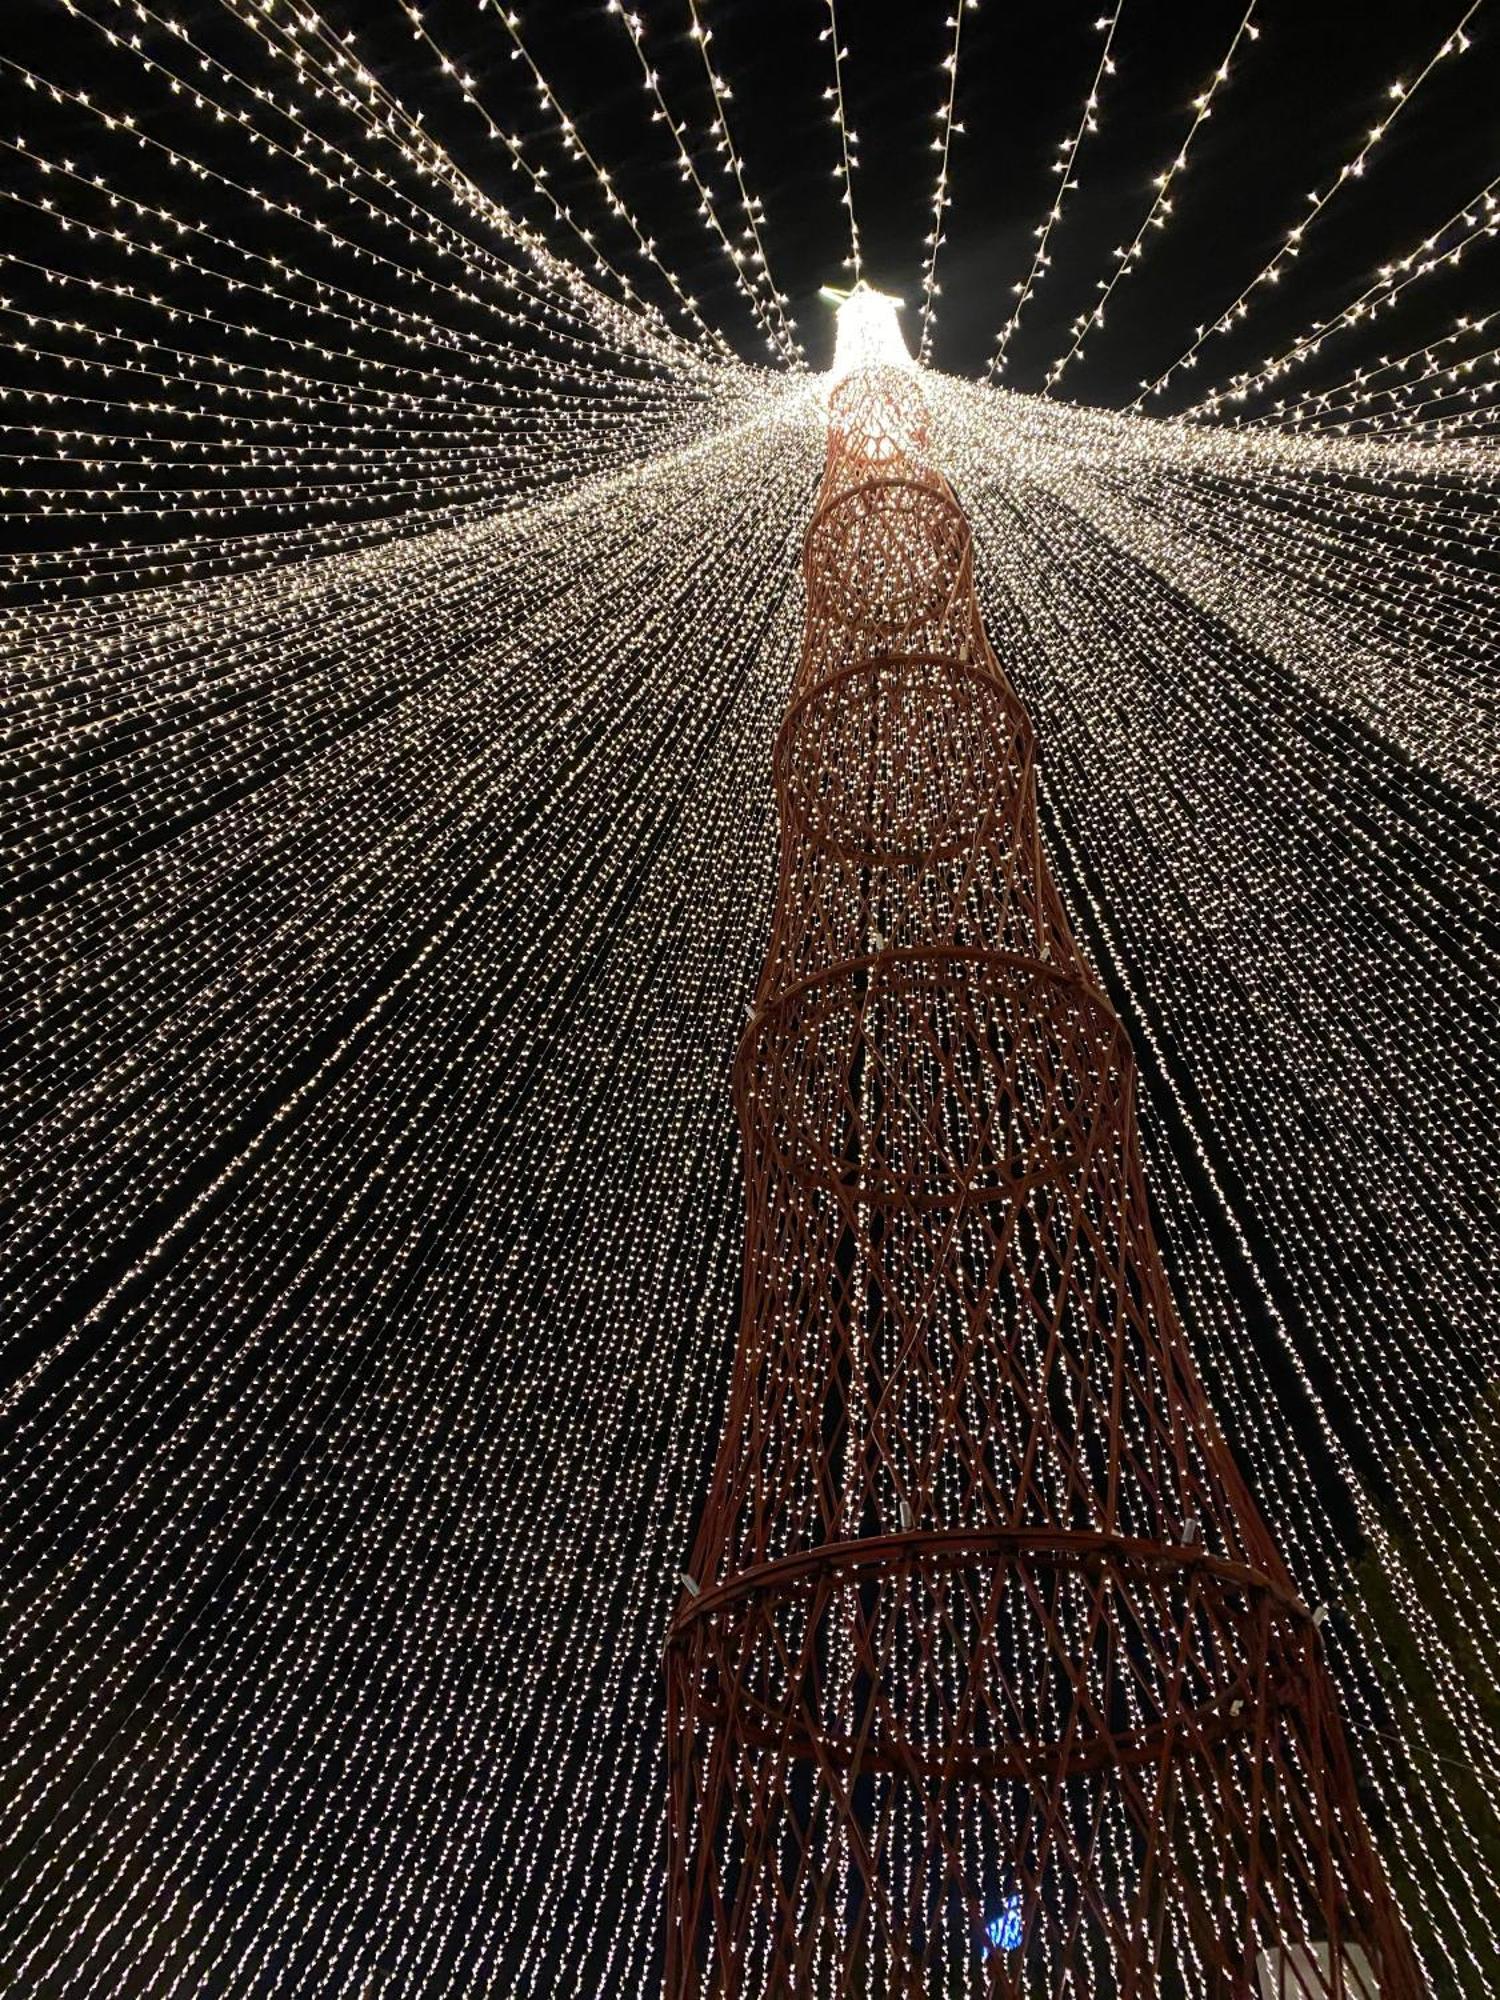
[8,0,1496,407]
[335,0,1500,397]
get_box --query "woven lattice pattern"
[665,361,1420,1997]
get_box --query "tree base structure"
[669,1533,1399,1994]
[666,311,1420,1998]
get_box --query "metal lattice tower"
[665,294,1420,1999]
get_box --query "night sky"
[4,1,1499,460]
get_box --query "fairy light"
[1137,0,1481,409]
[397,0,780,364]
[1187,176,1500,419]
[685,0,805,365]
[0,105,682,407]
[30,1,720,416]
[1258,356,1500,442]
[916,0,975,365]
[1316,341,1500,437]
[986,8,1121,383]
[75,0,701,371]
[485,2,739,362]
[0,6,757,574]
[606,1,800,367]
[2,2,1498,1992]
[821,0,862,280]
[1044,1,1259,391]
[1386,383,1500,441]
[1258,316,1499,431]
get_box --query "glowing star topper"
[822,281,914,379]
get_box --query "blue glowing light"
[986,1893,1023,1953]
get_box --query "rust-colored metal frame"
[665,364,1419,1997]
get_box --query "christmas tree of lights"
[2,5,1498,1993]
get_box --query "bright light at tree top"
[827,282,914,379]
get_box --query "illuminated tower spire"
[665,287,1420,1997]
